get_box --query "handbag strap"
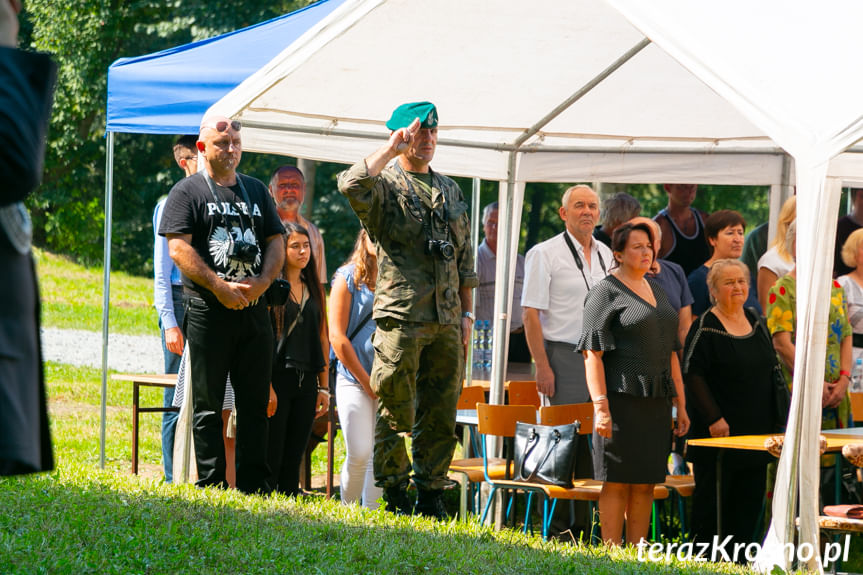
[275,285,309,360]
[348,310,374,342]
[518,427,562,482]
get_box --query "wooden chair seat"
[450,457,511,482]
[663,474,696,498]
[817,515,863,533]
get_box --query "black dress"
[577,275,680,484]
[683,307,775,544]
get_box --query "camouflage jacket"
[338,160,478,325]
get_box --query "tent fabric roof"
[209,0,863,186]
[208,0,863,185]
[105,0,346,135]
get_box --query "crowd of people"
[143,98,862,550]
[0,0,856,554]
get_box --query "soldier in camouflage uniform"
[337,101,477,519]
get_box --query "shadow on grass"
[0,465,754,575]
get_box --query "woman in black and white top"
[578,221,690,546]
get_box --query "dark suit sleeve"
[0,47,57,206]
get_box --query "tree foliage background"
[19,1,781,277]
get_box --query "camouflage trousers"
[371,317,463,491]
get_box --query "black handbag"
[513,420,579,487]
[750,307,791,432]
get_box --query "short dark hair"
[173,135,198,164]
[704,210,746,240]
[610,221,656,269]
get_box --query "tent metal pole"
[513,38,651,148]
[466,177,481,387]
[240,120,795,156]
[488,153,519,408]
[100,131,115,469]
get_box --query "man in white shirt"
[522,185,613,405]
[522,184,613,539]
[475,202,530,362]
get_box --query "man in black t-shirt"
[159,115,285,494]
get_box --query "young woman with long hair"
[267,221,329,495]
[329,228,381,508]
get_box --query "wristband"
[317,388,331,398]
[592,394,608,403]
[462,311,475,321]
[840,370,851,379]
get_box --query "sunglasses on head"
[204,120,242,133]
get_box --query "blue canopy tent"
[100,0,346,466]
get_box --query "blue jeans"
[159,285,184,482]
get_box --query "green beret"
[385,101,438,131]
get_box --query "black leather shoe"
[383,482,413,515]
[415,488,449,520]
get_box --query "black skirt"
[592,393,671,484]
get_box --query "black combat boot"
[414,488,449,520]
[383,481,413,515]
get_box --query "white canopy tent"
[207,0,863,570]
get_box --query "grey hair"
[601,192,641,228]
[482,202,499,225]
[706,259,750,304]
[561,184,596,208]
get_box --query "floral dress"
[766,275,851,442]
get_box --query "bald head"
[196,115,241,177]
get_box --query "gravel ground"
[41,327,164,374]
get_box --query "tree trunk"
[524,184,547,251]
[298,158,317,218]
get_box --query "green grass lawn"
[35,248,159,336]
[2,361,853,573]
[20,250,862,573]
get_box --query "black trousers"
[184,296,272,494]
[691,453,768,546]
[268,366,318,495]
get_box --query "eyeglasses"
[203,120,242,133]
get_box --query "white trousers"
[335,376,382,509]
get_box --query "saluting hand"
[389,118,421,154]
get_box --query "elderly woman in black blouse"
[579,221,690,546]
[683,258,776,547]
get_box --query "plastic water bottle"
[472,320,484,374]
[482,321,493,372]
[851,357,863,392]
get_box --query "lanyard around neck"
[202,170,257,238]
[395,163,449,243]
[562,231,606,291]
